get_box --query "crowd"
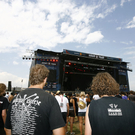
[0,64,135,135]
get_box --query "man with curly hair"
[0,83,9,135]
[85,72,135,135]
[5,64,65,135]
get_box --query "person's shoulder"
[64,96,69,101]
[124,98,135,105]
[63,96,67,99]
[90,97,102,104]
[0,96,8,101]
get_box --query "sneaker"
[66,131,69,134]
[70,132,75,135]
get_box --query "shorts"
[62,112,67,123]
[69,110,75,117]
[78,112,86,116]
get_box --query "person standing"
[77,92,90,135]
[73,94,79,123]
[68,92,76,135]
[0,83,9,135]
[5,92,9,100]
[55,91,69,134]
[85,72,135,135]
[5,64,65,135]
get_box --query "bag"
[78,100,86,109]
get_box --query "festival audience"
[77,91,90,135]
[85,72,135,135]
[67,92,76,135]
[73,94,79,123]
[55,91,69,134]
[4,64,65,135]
[1,71,135,135]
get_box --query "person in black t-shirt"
[68,92,76,135]
[5,64,65,135]
[85,72,135,135]
[0,83,9,135]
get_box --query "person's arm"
[53,127,65,135]
[85,105,92,135]
[86,94,90,102]
[2,109,7,124]
[4,128,11,135]
[72,99,76,116]
[67,103,69,116]
[77,97,79,102]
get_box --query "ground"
[66,116,85,135]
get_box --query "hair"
[68,92,72,97]
[29,64,50,85]
[91,72,119,96]
[56,90,60,95]
[0,83,6,95]
[80,91,85,97]
[59,91,63,95]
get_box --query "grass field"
[66,116,85,135]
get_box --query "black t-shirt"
[5,88,65,135]
[89,97,135,135]
[0,96,9,128]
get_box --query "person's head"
[80,91,85,98]
[91,72,119,96]
[29,64,49,86]
[68,92,72,98]
[59,91,63,95]
[56,90,60,95]
[0,83,6,96]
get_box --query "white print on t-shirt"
[108,104,122,116]
[11,93,41,135]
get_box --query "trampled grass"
[66,117,85,135]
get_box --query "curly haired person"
[85,72,135,135]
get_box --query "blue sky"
[0,0,135,90]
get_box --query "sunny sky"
[0,0,135,90]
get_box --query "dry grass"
[66,116,85,135]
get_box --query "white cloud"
[124,46,135,60]
[0,72,28,88]
[120,0,126,6]
[120,41,129,45]
[0,0,117,53]
[13,61,19,65]
[120,0,132,6]
[130,41,133,44]
[97,4,117,19]
[126,51,135,55]
[76,45,81,48]
[85,31,104,45]
[126,16,135,28]
[120,41,133,45]
[116,27,122,30]
[125,46,135,50]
